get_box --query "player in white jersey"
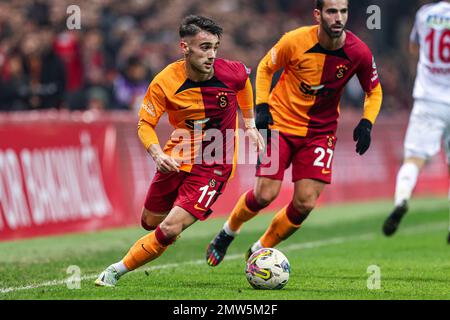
[382,1,450,243]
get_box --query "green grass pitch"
[0,197,449,300]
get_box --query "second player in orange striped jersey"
[206,0,384,268]
[256,24,382,137]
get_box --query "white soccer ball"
[245,248,290,290]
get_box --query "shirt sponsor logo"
[142,101,156,117]
[299,82,335,97]
[271,48,278,65]
[185,118,211,130]
[426,14,450,29]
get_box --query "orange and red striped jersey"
[256,25,382,137]
[138,58,252,181]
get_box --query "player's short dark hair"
[179,15,223,39]
[316,0,349,11]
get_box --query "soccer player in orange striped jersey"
[206,0,383,266]
[95,15,264,287]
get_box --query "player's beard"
[321,17,345,39]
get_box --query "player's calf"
[253,179,281,208]
[95,225,176,287]
[206,189,273,267]
[257,203,303,249]
[290,199,314,225]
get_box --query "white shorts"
[404,99,450,162]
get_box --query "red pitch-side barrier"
[0,110,447,241]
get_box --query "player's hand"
[246,127,265,152]
[148,145,180,173]
[353,119,372,155]
[153,152,180,173]
[255,103,274,130]
[147,143,180,173]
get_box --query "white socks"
[223,222,264,254]
[394,162,420,207]
[223,221,238,237]
[250,241,263,253]
[112,260,129,276]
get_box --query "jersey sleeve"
[237,78,254,119]
[256,32,294,104]
[137,80,166,149]
[138,81,166,127]
[356,47,380,94]
[356,47,383,124]
[137,119,159,149]
[225,60,251,91]
[362,83,382,124]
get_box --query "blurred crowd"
[0,0,430,113]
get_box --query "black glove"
[255,103,274,130]
[353,119,372,155]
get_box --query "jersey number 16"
[425,29,450,63]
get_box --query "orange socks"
[123,227,173,271]
[259,206,301,248]
[227,191,260,233]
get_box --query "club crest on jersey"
[336,64,348,79]
[216,92,228,108]
[209,178,217,188]
[327,136,334,147]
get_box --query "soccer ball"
[245,248,290,290]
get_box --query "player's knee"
[141,210,166,231]
[141,212,156,231]
[292,196,316,215]
[158,221,182,239]
[141,217,157,231]
[155,225,177,246]
[254,189,278,207]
